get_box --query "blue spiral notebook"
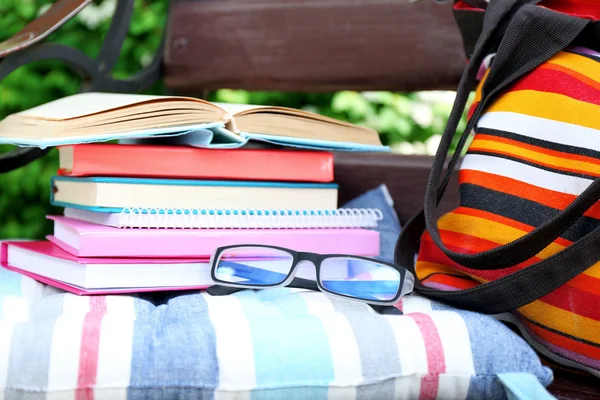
[0,93,389,152]
[50,176,339,213]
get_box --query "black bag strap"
[392,1,544,276]
[400,217,600,314]
[453,8,485,60]
[407,0,543,271]
[463,0,488,8]
[425,0,545,229]
[424,6,593,271]
[395,6,594,314]
[453,0,488,59]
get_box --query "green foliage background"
[0,0,466,240]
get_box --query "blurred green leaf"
[332,91,373,120]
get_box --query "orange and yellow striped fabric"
[416,46,600,374]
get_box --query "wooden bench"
[0,0,598,397]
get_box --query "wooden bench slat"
[165,0,466,93]
[548,368,600,400]
[334,153,460,224]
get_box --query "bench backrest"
[164,0,466,93]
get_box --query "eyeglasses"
[207,245,414,306]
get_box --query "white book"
[51,176,338,211]
[1,240,213,295]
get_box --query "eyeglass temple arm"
[206,277,318,296]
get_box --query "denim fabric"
[433,302,554,399]
[342,184,401,263]
[129,294,219,399]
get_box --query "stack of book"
[0,93,388,295]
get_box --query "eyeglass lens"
[320,257,401,302]
[214,247,294,286]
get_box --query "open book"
[0,92,387,151]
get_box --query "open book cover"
[0,92,389,151]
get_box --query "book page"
[16,92,174,121]
[223,103,359,128]
[213,102,269,117]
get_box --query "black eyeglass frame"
[209,244,412,306]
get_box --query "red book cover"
[58,144,334,182]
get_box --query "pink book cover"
[1,264,211,296]
[0,241,212,296]
[47,216,380,258]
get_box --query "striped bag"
[396,0,600,376]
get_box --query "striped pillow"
[416,46,600,376]
[0,268,553,399]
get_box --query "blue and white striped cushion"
[0,269,552,400]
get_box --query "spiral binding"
[118,208,383,229]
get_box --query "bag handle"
[401,216,600,314]
[424,5,593,271]
[420,0,545,246]
[407,0,543,272]
[396,6,594,313]
[461,0,488,8]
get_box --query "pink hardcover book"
[46,216,380,258]
[0,241,214,295]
